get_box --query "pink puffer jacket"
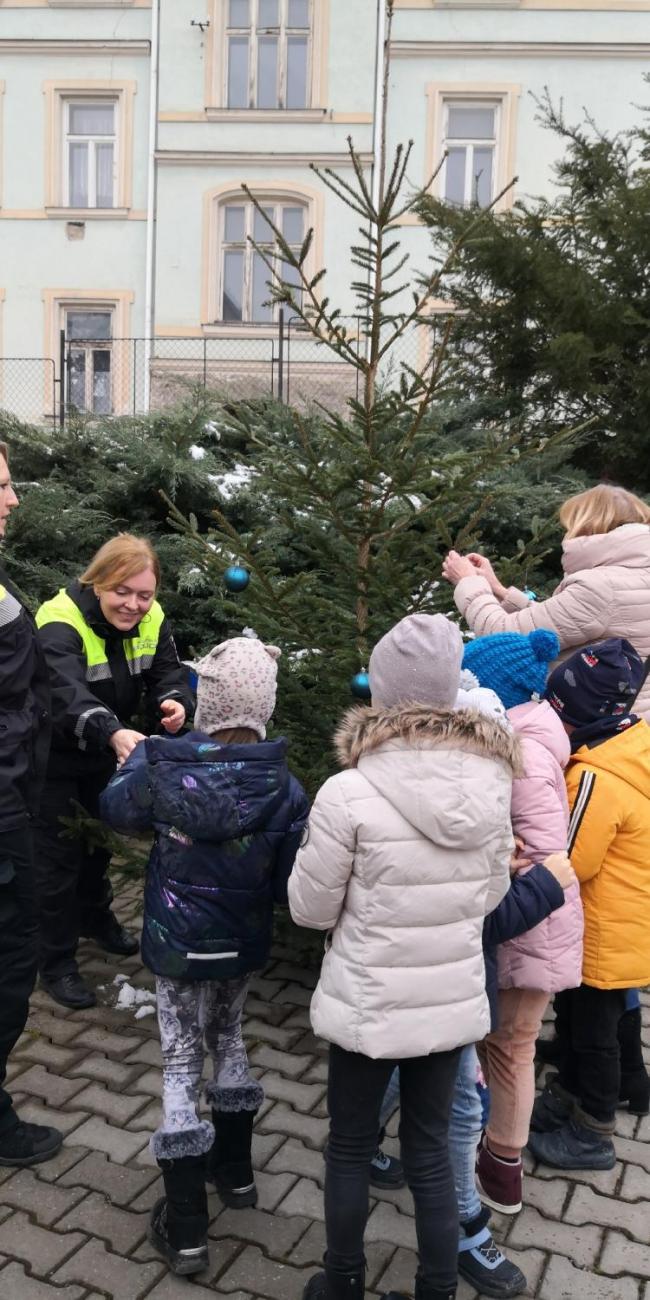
[454,524,650,720]
[497,701,584,994]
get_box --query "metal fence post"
[203,337,208,390]
[59,329,66,428]
[277,309,285,403]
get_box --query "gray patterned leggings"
[155,974,261,1138]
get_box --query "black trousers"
[554,984,627,1123]
[0,827,38,1134]
[325,1042,461,1294]
[34,761,115,980]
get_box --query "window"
[442,101,499,208]
[219,199,305,322]
[64,100,116,208]
[66,310,113,414]
[226,0,311,110]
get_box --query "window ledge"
[204,108,328,122]
[201,322,280,338]
[48,1,135,7]
[45,207,130,220]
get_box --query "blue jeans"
[380,1044,485,1232]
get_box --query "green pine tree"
[416,87,650,490]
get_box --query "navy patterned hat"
[544,638,645,727]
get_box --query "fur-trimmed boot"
[205,1081,264,1209]
[148,1124,213,1275]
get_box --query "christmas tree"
[163,2,583,794]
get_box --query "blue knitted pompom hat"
[461,628,560,710]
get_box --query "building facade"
[0,0,648,419]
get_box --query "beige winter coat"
[454,524,650,720]
[288,706,519,1059]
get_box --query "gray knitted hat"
[193,637,281,739]
[369,614,463,709]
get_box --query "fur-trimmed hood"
[335,703,522,774]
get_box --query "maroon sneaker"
[476,1137,523,1215]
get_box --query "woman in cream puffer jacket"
[442,485,650,720]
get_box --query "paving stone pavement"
[1,875,649,1299]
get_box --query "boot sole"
[458,1259,527,1298]
[0,1135,63,1167]
[147,1223,209,1275]
[476,1176,522,1216]
[369,1173,407,1190]
[211,1181,258,1209]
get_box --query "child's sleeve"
[271,778,311,905]
[484,864,565,947]
[99,741,155,834]
[511,748,568,854]
[288,776,356,931]
[566,764,619,883]
[486,818,515,916]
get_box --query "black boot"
[303,1259,365,1300]
[206,1083,264,1209]
[618,1007,650,1115]
[414,1280,457,1300]
[82,909,139,956]
[148,1153,209,1276]
[0,1118,63,1167]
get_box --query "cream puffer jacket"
[288,706,520,1059]
[454,524,650,720]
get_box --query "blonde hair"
[80,533,160,591]
[0,442,8,463]
[559,485,650,541]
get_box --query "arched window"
[217,195,307,323]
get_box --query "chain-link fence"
[0,313,442,428]
[0,359,57,427]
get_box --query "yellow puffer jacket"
[566,719,650,989]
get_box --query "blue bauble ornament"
[224,564,250,593]
[350,670,371,700]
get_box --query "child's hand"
[542,852,576,890]
[510,837,531,875]
[160,699,186,734]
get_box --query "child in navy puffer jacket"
[101,637,308,1278]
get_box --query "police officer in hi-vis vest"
[35,534,194,1010]
[0,441,63,1167]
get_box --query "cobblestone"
[0,1262,86,1300]
[0,1212,85,1271]
[258,1101,329,1148]
[7,890,650,1299]
[53,1238,163,1298]
[57,1191,150,1253]
[540,1252,641,1298]
[58,1152,158,1206]
[69,1116,150,1164]
[0,1169,87,1224]
[508,1207,601,1268]
[566,1181,650,1243]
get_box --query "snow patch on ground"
[112,974,157,1013]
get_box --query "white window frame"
[217,196,308,323]
[426,84,520,214]
[440,98,500,208]
[62,97,118,209]
[64,307,115,415]
[225,0,313,111]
